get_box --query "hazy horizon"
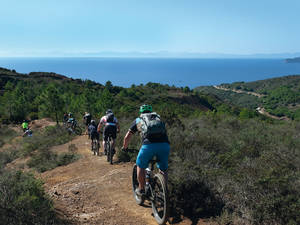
[1,1,300,57]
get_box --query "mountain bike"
[65,120,82,135]
[91,137,100,156]
[104,134,114,164]
[132,159,169,225]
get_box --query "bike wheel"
[106,142,110,162]
[74,126,82,135]
[96,141,100,156]
[109,141,113,165]
[132,164,144,205]
[92,140,96,155]
[151,173,169,225]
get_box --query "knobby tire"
[151,173,169,225]
[132,164,144,205]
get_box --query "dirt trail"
[213,85,266,98]
[40,135,197,225]
[213,85,290,120]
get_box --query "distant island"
[285,57,300,63]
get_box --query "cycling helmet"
[68,112,72,117]
[106,109,113,114]
[139,104,152,113]
[91,120,96,125]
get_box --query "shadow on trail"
[168,180,224,225]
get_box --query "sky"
[0,0,300,57]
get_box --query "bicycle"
[66,120,82,135]
[104,134,114,164]
[132,159,169,225]
[91,137,100,156]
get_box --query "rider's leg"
[136,144,155,191]
[137,166,146,190]
[155,142,170,185]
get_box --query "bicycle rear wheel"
[132,164,144,205]
[151,173,169,225]
[96,140,100,156]
[92,139,98,155]
[106,141,110,162]
[74,126,82,135]
[109,140,113,165]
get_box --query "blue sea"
[1,57,300,88]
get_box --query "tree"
[38,84,64,124]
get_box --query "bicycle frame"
[132,159,169,225]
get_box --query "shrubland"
[118,113,300,225]
[197,75,300,120]
[1,68,299,224]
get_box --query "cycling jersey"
[88,124,99,140]
[100,115,118,126]
[100,115,118,140]
[22,122,28,129]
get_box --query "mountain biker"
[97,109,120,155]
[122,104,170,196]
[63,112,68,124]
[22,120,29,132]
[83,112,92,135]
[88,120,99,148]
[67,113,76,129]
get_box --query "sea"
[1,57,300,89]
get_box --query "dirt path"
[213,85,290,120]
[213,85,266,98]
[40,135,197,225]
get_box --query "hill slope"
[195,75,300,120]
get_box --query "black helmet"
[91,120,96,125]
[106,109,113,114]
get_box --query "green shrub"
[0,169,68,224]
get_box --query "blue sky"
[1,0,300,57]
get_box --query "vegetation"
[120,114,300,225]
[196,75,300,120]
[0,169,68,225]
[1,67,300,224]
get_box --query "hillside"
[195,75,300,120]
[1,68,300,225]
[286,57,300,63]
[0,67,237,125]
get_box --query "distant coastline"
[285,57,300,63]
[1,58,300,88]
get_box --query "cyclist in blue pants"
[122,104,170,196]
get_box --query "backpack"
[138,112,166,139]
[106,113,115,123]
[89,124,97,134]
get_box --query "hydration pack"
[138,112,166,139]
[106,113,115,123]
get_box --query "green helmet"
[139,104,152,113]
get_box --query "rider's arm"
[122,130,133,149]
[97,122,102,133]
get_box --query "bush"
[167,115,300,224]
[0,169,67,224]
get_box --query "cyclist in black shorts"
[97,109,120,155]
[88,120,99,147]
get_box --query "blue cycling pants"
[136,142,170,171]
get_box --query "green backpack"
[138,112,166,139]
